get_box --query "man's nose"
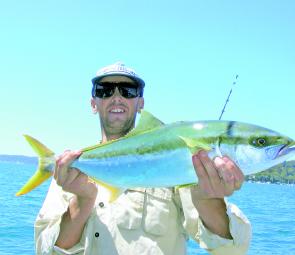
[111,87,123,102]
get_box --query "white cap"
[92,62,145,88]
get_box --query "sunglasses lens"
[94,82,140,99]
[118,85,139,98]
[95,85,115,98]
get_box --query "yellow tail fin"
[15,135,55,196]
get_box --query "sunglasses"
[92,82,142,99]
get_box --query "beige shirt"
[35,180,251,255]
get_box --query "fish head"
[218,122,295,175]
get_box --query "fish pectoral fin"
[174,183,196,191]
[178,136,211,154]
[90,178,125,203]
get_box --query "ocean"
[0,156,295,255]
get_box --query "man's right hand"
[54,150,98,201]
[54,150,98,249]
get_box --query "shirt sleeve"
[34,179,85,255]
[177,187,252,255]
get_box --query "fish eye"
[252,137,267,147]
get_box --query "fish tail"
[15,135,55,196]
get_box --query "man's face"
[91,75,144,137]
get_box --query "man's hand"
[190,150,244,239]
[191,150,244,200]
[54,150,98,249]
[54,150,97,201]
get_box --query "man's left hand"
[189,150,244,239]
[191,150,244,200]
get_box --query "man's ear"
[91,98,98,114]
[137,97,144,113]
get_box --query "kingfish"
[16,111,295,201]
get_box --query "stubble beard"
[101,113,136,140]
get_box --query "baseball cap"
[91,62,145,88]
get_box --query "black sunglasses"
[92,82,142,99]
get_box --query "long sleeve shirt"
[35,180,251,255]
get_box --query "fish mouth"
[277,141,295,158]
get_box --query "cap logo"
[96,63,137,77]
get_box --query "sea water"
[0,157,294,255]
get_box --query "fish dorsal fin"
[178,136,211,154]
[127,110,164,137]
[82,111,164,152]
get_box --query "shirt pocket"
[143,189,175,236]
[114,190,145,230]
[114,189,176,237]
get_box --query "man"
[35,62,251,254]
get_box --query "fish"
[16,110,295,201]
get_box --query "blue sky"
[0,0,294,157]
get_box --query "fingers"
[192,153,213,195]
[222,157,244,190]
[62,168,90,194]
[214,157,235,196]
[198,151,222,188]
[192,152,208,180]
[54,151,67,180]
[62,167,81,189]
[192,150,244,199]
[54,150,82,187]
[54,150,97,200]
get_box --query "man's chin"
[107,116,127,126]
[106,120,132,133]
[103,113,136,134]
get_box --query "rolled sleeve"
[178,187,252,254]
[35,214,63,254]
[53,244,85,255]
[35,179,85,255]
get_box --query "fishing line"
[218,74,239,120]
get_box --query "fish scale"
[74,148,195,188]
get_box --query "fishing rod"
[218,74,239,120]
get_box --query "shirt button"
[99,202,104,208]
[95,232,99,238]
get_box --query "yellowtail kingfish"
[16,111,295,201]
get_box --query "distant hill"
[246,160,295,184]
[0,154,37,164]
